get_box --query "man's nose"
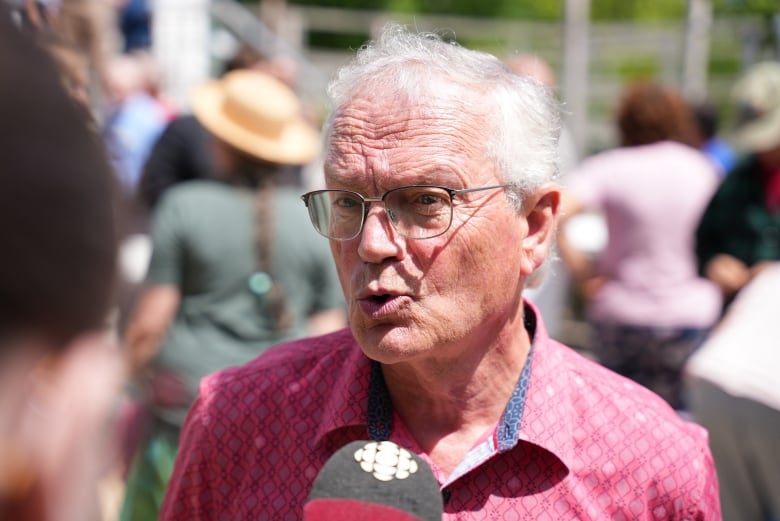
[357,205,402,262]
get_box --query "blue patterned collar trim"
[496,304,537,451]
[496,346,534,451]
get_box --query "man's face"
[324,87,543,364]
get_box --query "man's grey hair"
[325,24,562,287]
[325,24,562,209]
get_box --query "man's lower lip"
[357,296,405,316]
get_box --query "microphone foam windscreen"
[304,440,443,521]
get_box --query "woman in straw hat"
[119,69,346,521]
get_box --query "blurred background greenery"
[230,0,778,154]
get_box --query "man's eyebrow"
[383,167,461,183]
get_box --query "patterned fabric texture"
[160,304,720,520]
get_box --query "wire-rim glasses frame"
[300,184,510,241]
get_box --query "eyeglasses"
[300,184,509,241]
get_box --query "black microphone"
[303,440,444,521]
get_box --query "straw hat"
[191,69,320,165]
[730,61,780,153]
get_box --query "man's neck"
[380,316,533,477]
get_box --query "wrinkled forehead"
[327,90,492,164]
[325,77,493,147]
[322,90,501,192]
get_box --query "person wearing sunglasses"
[161,24,720,520]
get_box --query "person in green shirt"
[120,69,346,521]
[696,61,780,311]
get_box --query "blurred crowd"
[1,1,779,520]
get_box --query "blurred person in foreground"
[160,25,720,519]
[695,61,780,311]
[685,264,780,521]
[120,69,345,521]
[0,7,123,521]
[557,81,722,411]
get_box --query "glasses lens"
[307,190,364,240]
[385,186,453,239]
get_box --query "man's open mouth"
[367,294,392,304]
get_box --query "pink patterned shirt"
[161,303,720,520]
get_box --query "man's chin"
[353,325,419,365]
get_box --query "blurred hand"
[579,274,607,301]
[704,254,751,299]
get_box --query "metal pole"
[682,0,713,102]
[562,0,590,159]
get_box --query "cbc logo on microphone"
[353,441,419,482]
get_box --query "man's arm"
[123,285,180,375]
[702,253,751,300]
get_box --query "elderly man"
[161,25,719,519]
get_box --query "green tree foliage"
[713,0,778,58]
[284,0,690,19]
[715,0,779,15]
[590,0,686,20]
[285,0,776,19]
[380,0,560,18]
[285,0,382,9]
[287,0,385,8]
[283,0,777,53]
[285,0,559,18]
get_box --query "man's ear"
[520,184,561,273]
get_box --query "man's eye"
[334,196,361,209]
[402,190,449,217]
[405,190,448,207]
[417,193,446,205]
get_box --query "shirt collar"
[510,300,576,471]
